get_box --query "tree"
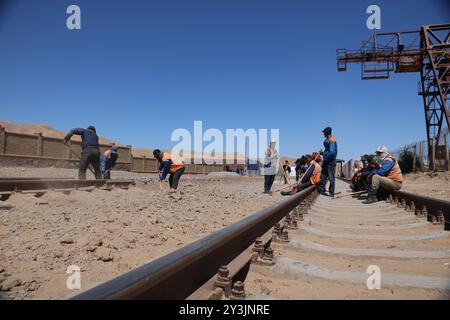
[398,149,414,174]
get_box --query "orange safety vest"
[384,156,403,183]
[309,160,322,185]
[162,152,185,173]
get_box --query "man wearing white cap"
[363,145,403,204]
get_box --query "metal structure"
[71,186,317,300]
[337,23,450,166]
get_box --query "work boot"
[362,191,377,204]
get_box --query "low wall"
[0,125,226,174]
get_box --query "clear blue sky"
[0,0,448,160]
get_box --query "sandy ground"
[1,167,449,300]
[401,171,450,201]
[0,167,290,300]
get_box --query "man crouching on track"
[281,154,321,196]
[363,146,403,204]
[153,149,185,193]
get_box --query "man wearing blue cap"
[101,145,119,179]
[319,127,337,197]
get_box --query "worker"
[352,160,364,176]
[363,146,403,204]
[294,157,306,182]
[352,154,380,193]
[282,160,291,184]
[64,126,101,180]
[319,127,337,197]
[360,155,370,169]
[100,145,119,179]
[281,154,321,196]
[311,151,322,165]
[350,159,365,192]
[262,141,279,194]
[153,149,185,193]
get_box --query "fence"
[342,129,450,177]
[130,156,224,174]
[0,125,227,174]
[390,129,450,172]
[0,126,132,169]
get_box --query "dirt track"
[0,168,287,299]
[0,166,449,300]
[400,171,450,201]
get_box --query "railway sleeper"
[190,233,279,300]
[272,222,290,243]
[387,194,449,230]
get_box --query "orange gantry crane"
[337,23,449,166]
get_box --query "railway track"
[0,178,135,200]
[71,179,450,300]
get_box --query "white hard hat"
[375,145,387,153]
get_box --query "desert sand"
[0,166,449,299]
[0,167,288,299]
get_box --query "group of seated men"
[351,145,403,204]
[281,145,403,204]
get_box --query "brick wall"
[0,125,132,167]
[0,125,226,174]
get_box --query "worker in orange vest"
[363,145,403,204]
[281,154,321,196]
[153,149,185,193]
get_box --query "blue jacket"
[323,136,337,162]
[159,159,172,180]
[373,156,395,176]
[65,128,99,150]
[301,163,314,183]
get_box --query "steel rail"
[0,177,74,181]
[71,185,317,300]
[0,179,135,193]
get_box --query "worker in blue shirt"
[319,127,337,197]
[64,126,102,180]
[294,156,306,182]
[363,146,403,204]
